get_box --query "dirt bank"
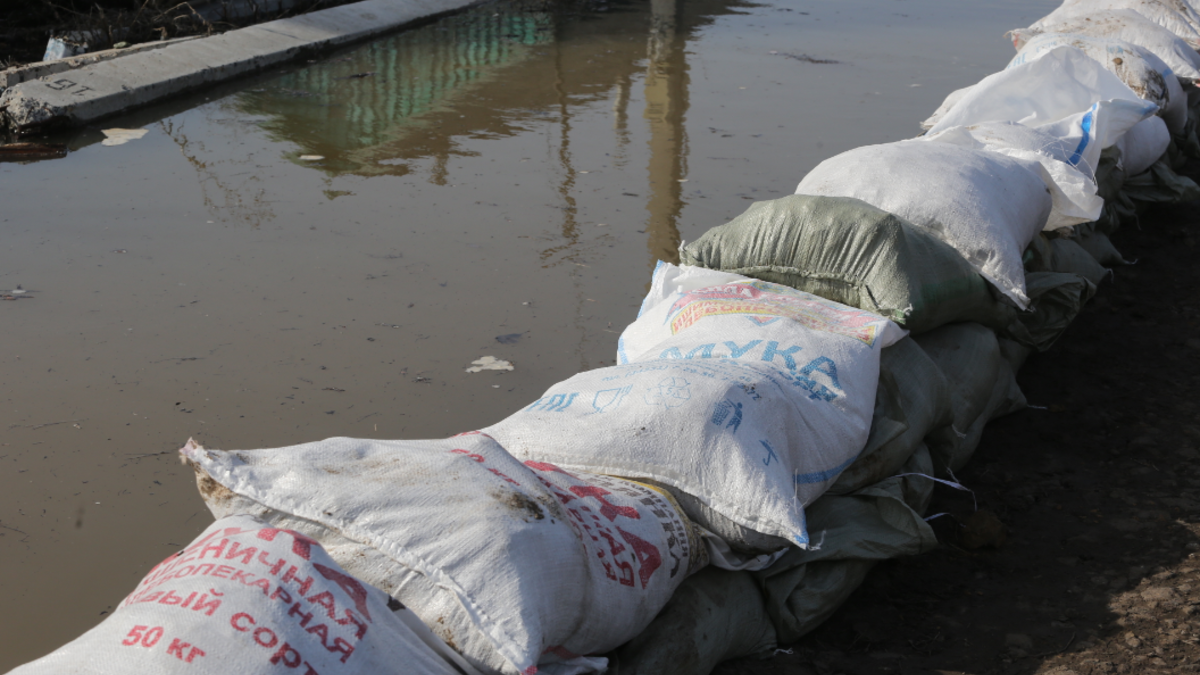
[717,164,1200,675]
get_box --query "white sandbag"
[921,121,1104,228]
[182,435,705,675]
[1116,114,1173,173]
[487,263,905,552]
[795,140,1052,308]
[923,46,1159,170]
[1029,0,1200,45]
[1011,32,1187,132]
[8,514,476,675]
[1011,9,1200,82]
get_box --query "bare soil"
[718,165,1200,675]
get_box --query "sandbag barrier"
[9,1,1200,674]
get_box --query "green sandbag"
[679,195,1012,335]
[915,323,1026,473]
[827,337,953,496]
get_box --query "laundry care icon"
[644,377,692,408]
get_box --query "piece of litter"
[492,385,500,388]
[495,333,523,344]
[100,128,148,146]
[299,154,325,161]
[466,356,514,373]
[677,179,688,182]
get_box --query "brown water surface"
[0,0,1056,667]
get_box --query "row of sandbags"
[11,2,1200,675]
[606,0,1200,672]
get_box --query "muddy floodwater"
[0,0,1057,667]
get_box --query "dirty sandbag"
[757,446,937,644]
[8,514,479,675]
[796,140,1053,309]
[604,567,776,675]
[1011,10,1200,83]
[183,436,706,675]
[1011,33,1187,133]
[488,263,905,555]
[922,121,1104,228]
[1072,223,1130,267]
[1051,237,1111,286]
[678,194,1012,334]
[827,337,953,496]
[1096,145,1127,203]
[921,46,1157,165]
[1124,155,1200,203]
[1118,114,1172,175]
[1028,0,1200,45]
[1011,271,1099,352]
[915,324,1026,474]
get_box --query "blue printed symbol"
[711,400,743,433]
[526,392,579,412]
[759,440,779,466]
[644,377,691,409]
[592,386,632,414]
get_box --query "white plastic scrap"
[466,356,514,372]
[100,128,148,146]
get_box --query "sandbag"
[1074,224,1130,266]
[795,140,1053,308]
[1012,271,1099,351]
[1123,155,1200,202]
[604,567,777,675]
[7,515,477,675]
[921,121,1104,226]
[1011,9,1200,83]
[914,323,1027,473]
[1051,237,1111,286]
[487,263,905,554]
[826,337,953,496]
[756,446,938,644]
[182,435,706,675]
[1118,114,1172,174]
[923,47,1158,177]
[1011,32,1187,132]
[1029,0,1200,45]
[677,194,1011,334]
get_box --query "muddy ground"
[715,167,1200,675]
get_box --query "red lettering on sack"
[259,551,287,576]
[271,586,294,604]
[250,578,272,595]
[254,626,279,648]
[270,643,302,667]
[198,538,228,560]
[569,485,640,521]
[231,612,255,631]
[335,610,368,640]
[305,591,337,620]
[288,602,314,628]
[159,590,185,605]
[256,528,319,561]
[211,565,234,579]
[231,569,255,585]
[167,638,205,663]
[192,590,222,616]
[225,541,259,565]
[305,622,331,648]
[313,563,373,623]
[331,637,356,663]
[618,527,663,588]
[281,566,315,596]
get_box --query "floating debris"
[466,356,514,373]
[101,128,149,146]
[0,143,67,161]
[299,154,325,161]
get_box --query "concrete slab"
[0,37,202,93]
[0,0,478,135]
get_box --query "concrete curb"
[0,37,203,93]
[0,0,479,135]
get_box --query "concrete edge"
[0,37,204,92]
[0,0,482,135]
